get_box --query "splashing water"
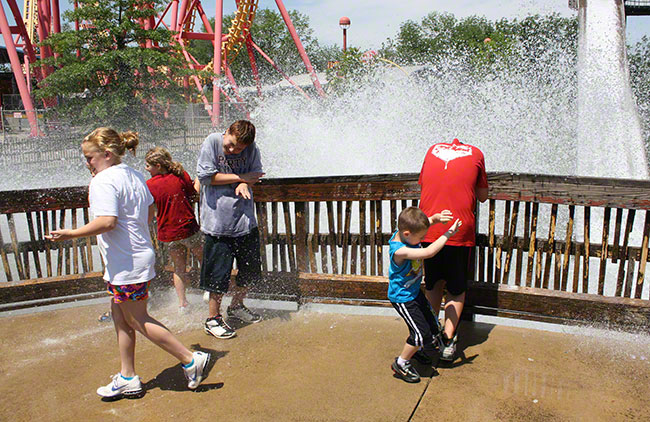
[576,0,648,179]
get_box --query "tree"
[34,0,192,133]
[379,12,577,78]
[628,36,650,155]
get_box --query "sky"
[2,0,649,50]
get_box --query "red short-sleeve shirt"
[418,139,488,246]
[146,171,200,242]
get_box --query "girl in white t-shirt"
[47,127,210,400]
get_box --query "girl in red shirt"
[145,147,202,313]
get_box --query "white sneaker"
[96,374,142,399]
[183,351,211,390]
[178,305,190,315]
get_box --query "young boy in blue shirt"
[389,206,461,383]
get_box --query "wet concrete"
[1,294,648,422]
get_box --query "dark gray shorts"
[199,227,262,294]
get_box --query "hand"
[45,229,73,241]
[431,209,453,224]
[445,219,462,237]
[240,172,265,184]
[235,183,251,199]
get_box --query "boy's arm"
[429,210,453,225]
[393,220,462,261]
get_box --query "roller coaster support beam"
[245,35,262,98]
[36,0,54,78]
[51,0,61,34]
[274,0,325,97]
[211,0,223,127]
[5,0,38,69]
[250,40,310,100]
[171,0,179,29]
[0,1,39,135]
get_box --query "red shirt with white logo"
[146,171,200,242]
[418,139,488,246]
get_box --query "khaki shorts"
[166,231,203,252]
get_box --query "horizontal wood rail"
[1,172,649,329]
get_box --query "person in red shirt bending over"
[418,138,489,362]
[145,147,203,313]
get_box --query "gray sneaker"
[440,332,458,362]
[391,358,420,383]
[227,304,262,324]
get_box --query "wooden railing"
[1,172,649,328]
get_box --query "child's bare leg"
[229,281,248,308]
[443,292,465,338]
[168,246,189,308]
[111,300,136,377]
[399,343,419,361]
[209,292,224,317]
[119,300,194,365]
[424,281,445,315]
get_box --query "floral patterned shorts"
[106,281,150,304]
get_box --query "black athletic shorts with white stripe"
[391,290,439,347]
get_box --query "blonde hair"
[398,207,430,233]
[82,127,140,160]
[145,146,185,177]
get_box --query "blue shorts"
[199,228,262,294]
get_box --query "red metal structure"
[0,0,326,133]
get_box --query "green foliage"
[324,47,373,94]
[34,0,192,133]
[380,12,578,78]
[628,36,650,154]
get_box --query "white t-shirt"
[89,163,156,285]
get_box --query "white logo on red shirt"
[431,144,472,169]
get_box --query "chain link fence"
[0,102,249,191]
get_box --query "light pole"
[339,16,350,52]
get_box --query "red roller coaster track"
[0,0,326,135]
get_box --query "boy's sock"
[397,356,409,368]
[182,358,195,369]
[120,374,135,380]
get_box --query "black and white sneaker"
[227,304,262,324]
[204,315,236,339]
[391,358,421,383]
[413,349,433,365]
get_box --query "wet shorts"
[422,245,470,296]
[391,291,439,347]
[107,281,150,304]
[200,228,262,294]
[166,230,203,252]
